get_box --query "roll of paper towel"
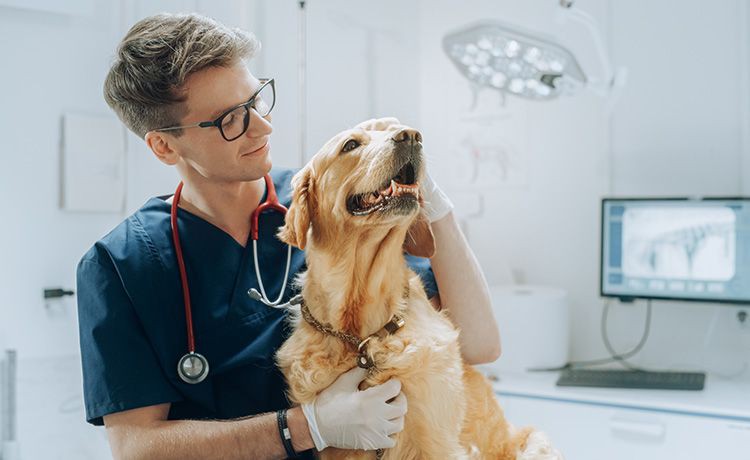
[484,285,569,375]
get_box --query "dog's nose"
[392,128,422,144]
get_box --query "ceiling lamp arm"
[555,0,628,108]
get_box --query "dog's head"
[278,117,435,257]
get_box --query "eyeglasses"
[155,78,275,142]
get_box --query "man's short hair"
[103,13,260,138]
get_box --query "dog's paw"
[516,430,564,460]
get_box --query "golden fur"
[276,118,542,459]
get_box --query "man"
[77,12,500,459]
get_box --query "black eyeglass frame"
[154,78,275,142]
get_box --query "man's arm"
[428,211,501,365]
[104,403,314,460]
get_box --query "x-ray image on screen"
[601,198,750,303]
[622,207,736,281]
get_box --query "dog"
[276,118,562,459]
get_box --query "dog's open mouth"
[346,162,419,216]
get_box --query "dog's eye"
[341,139,360,153]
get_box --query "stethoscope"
[170,174,293,384]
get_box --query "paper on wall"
[61,112,126,213]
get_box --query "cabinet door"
[498,395,750,460]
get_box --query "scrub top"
[76,167,438,451]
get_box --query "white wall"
[260,0,421,164]
[0,2,137,359]
[0,3,161,459]
[416,0,611,361]
[416,0,750,375]
[604,0,750,374]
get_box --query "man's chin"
[245,156,272,181]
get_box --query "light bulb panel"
[443,21,587,101]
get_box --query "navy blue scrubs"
[76,167,438,455]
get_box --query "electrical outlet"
[736,309,750,332]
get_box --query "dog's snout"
[392,128,422,144]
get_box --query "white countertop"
[491,370,750,422]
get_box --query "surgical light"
[442,0,626,108]
[443,21,586,101]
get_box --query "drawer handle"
[609,418,666,439]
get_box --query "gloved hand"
[420,170,454,223]
[301,367,407,451]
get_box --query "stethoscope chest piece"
[178,352,209,384]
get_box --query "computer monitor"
[600,197,750,304]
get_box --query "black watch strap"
[276,408,298,458]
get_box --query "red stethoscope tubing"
[170,174,287,354]
[251,174,288,240]
[170,181,196,352]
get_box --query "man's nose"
[391,128,422,144]
[246,108,273,138]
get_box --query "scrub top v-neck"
[76,167,439,433]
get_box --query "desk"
[493,371,750,460]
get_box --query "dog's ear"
[278,167,314,250]
[403,212,435,258]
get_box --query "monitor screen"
[600,198,750,304]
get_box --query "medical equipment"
[170,174,293,384]
[483,285,569,375]
[1,350,18,460]
[443,0,626,107]
[298,0,308,166]
[444,21,586,101]
[601,197,750,304]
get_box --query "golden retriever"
[276,118,561,459]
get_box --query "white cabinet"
[493,372,750,460]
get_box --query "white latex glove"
[420,171,454,223]
[301,367,407,451]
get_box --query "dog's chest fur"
[277,277,469,459]
[361,290,462,388]
[276,275,464,404]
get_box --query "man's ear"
[278,167,314,250]
[144,131,179,166]
[403,211,435,258]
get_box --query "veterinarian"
[76,12,500,460]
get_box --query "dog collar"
[298,284,409,370]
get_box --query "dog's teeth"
[390,179,400,196]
